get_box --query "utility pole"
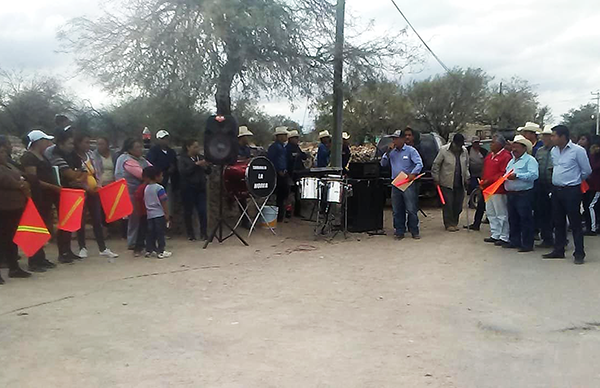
[592,91,600,136]
[331,0,345,169]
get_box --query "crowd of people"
[384,122,597,265]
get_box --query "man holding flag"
[480,134,512,246]
[504,135,539,252]
[381,129,423,240]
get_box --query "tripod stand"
[203,165,249,249]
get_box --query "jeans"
[182,188,208,239]
[472,189,485,228]
[535,183,554,244]
[135,215,147,253]
[276,174,290,222]
[146,216,166,254]
[391,184,419,236]
[507,190,534,249]
[0,209,22,270]
[553,186,585,258]
[127,189,141,248]
[486,194,509,242]
[441,187,464,228]
[77,193,106,252]
[583,191,600,233]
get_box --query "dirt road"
[1,209,600,387]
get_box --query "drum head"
[246,156,277,198]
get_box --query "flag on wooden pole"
[58,188,86,232]
[98,179,133,223]
[13,199,51,257]
[482,169,514,202]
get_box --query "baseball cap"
[26,130,54,149]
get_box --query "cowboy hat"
[342,132,351,140]
[288,130,300,138]
[520,122,541,134]
[512,135,533,154]
[318,130,331,139]
[156,129,170,139]
[274,126,289,136]
[238,126,254,137]
[541,125,553,135]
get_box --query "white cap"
[26,130,54,150]
[156,129,170,139]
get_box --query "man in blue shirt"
[267,127,289,222]
[316,131,331,167]
[503,135,539,252]
[543,125,592,264]
[381,129,423,239]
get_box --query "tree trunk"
[214,60,240,116]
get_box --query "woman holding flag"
[0,139,33,284]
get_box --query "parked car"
[376,132,445,198]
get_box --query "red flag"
[58,188,86,232]
[437,185,446,205]
[483,169,514,202]
[98,179,133,223]
[13,199,51,257]
[582,180,590,194]
[393,173,426,189]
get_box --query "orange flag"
[58,188,86,232]
[393,173,426,189]
[13,199,51,257]
[581,180,590,194]
[98,179,133,223]
[483,169,514,202]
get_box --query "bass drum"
[223,160,250,198]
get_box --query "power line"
[389,0,450,73]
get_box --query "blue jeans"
[182,188,208,239]
[553,185,584,258]
[391,184,419,236]
[507,190,534,249]
[146,216,167,254]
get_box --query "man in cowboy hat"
[432,133,470,232]
[519,122,543,156]
[316,130,332,168]
[286,129,307,217]
[503,135,539,252]
[268,127,290,222]
[238,125,254,160]
[543,125,591,264]
[342,132,352,172]
[534,125,555,248]
[381,129,423,239]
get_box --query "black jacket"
[178,155,212,192]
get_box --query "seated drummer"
[238,126,253,160]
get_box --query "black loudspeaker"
[205,115,239,165]
[347,179,385,233]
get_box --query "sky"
[1,0,599,130]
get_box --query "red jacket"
[588,153,600,192]
[482,149,512,194]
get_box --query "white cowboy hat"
[238,126,254,137]
[520,122,541,134]
[541,125,553,135]
[156,129,170,139]
[342,132,351,140]
[319,130,331,139]
[274,126,289,136]
[512,135,533,154]
[288,130,300,138]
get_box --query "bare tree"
[58,0,419,115]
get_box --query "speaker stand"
[203,165,249,249]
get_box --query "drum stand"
[203,165,249,249]
[232,194,277,237]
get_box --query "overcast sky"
[1,0,599,129]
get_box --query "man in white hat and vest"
[268,127,290,222]
[238,126,254,160]
[316,130,332,167]
[519,122,542,156]
[503,135,539,252]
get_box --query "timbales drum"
[299,177,321,200]
[326,181,344,204]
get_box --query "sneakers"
[484,237,499,243]
[28,263,47,273]
[157,251,172,259]
[144,252,156,258]
[9,267,32,278]
[78,248,89,259]
[41,259,57,269]
[542,251,565,260]
[58,254,74,264]
[100,249,119,259]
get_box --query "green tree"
[59,0,417,115]
[407,68,490,140]
[561,103,597,137]
[315,77,413,143]
[232,98,299,146]
[483,77,540,129]
[0,70,76,136]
